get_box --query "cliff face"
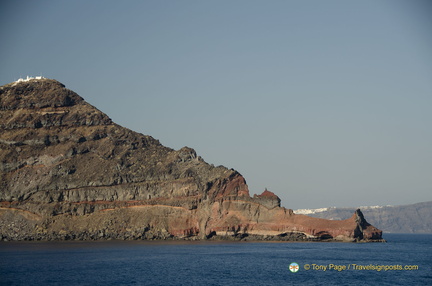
[0,78,383,242]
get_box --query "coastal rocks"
[0,78,383,242]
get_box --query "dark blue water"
[0,234,431,285]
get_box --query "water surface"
[1,234,430,285]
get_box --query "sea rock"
[0,78,384,242]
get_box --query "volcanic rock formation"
[0,78,383,242]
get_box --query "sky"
[1,0,431,209]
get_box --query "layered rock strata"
[0,78,383,242]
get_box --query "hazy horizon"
[1,0,431,209]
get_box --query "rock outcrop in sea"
[0,78,383,242]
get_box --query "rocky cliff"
[0,78,383,242]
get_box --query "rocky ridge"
[0,78,383,242]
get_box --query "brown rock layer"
[0,78,383,242]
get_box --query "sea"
[0,234,430,286]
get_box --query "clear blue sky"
[1,0,431,209]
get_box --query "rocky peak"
[257,188,278,198]
[1,78,83,109]
[253,188,281,209]
[0,78,112,130]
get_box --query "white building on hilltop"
[15,76,45,83]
